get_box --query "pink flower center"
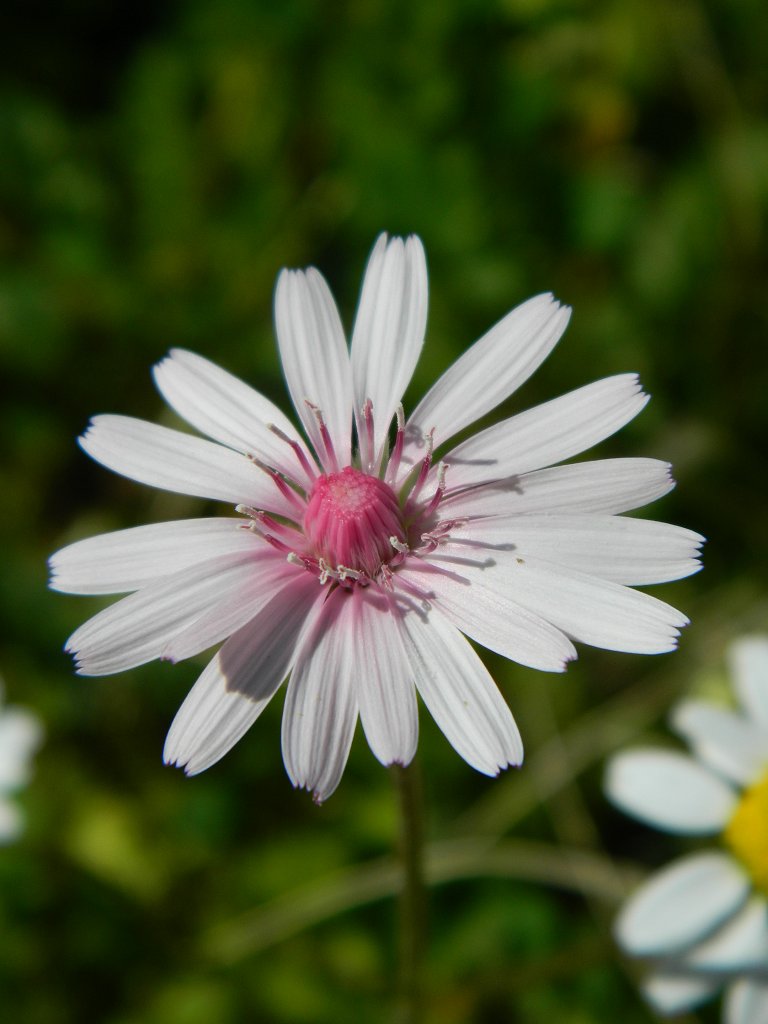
[303,466,405,577]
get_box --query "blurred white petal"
[616,852,750,957]
[605,748,737,833]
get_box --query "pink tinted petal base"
[164,572,323,775]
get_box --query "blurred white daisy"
[606,636,768,1022]
[51,233,701,801]
[0,677,43,844]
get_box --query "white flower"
[0,678,43,844]
[606,636,768,1022]
[50,233,701,801]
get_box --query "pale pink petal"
[615,851,750,957]
[79,415,295,515]
[441,458,675,518]
[66,549,280,676]
[348,586,418,767]
[351,234,428,471]
[395,597,522,775]
[671,699,768,787]
[729,636,768,727]
[725,979,768,1024]
[439,374,649,491]
[605,748,737,834]
[49,518,257,595]
[153,349,316,485]
[428,550,688,654]
[448,514,704,586]
[281,587,359,802]
[163,574,322,775]
[274,267,353,469]
[397,562,576,672]
[161,559,303,662]
[404,293,570,467]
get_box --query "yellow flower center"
[724,768,768,893]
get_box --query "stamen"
[385,404,405,486]
[338,565,365,583]
[360,398,375,474]
[306,401,339,473]
[268,423,318,483]
[389,535,409,568]
[246,458,306,516]
[419,462,447,519]
[408,429,434,505]
[236,503,261,520]
[237,506,304,552]
[261,533,295,555]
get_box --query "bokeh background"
[2,0,767,1020]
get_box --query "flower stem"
[391,759,427,1024]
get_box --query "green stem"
[391,759,426,1024]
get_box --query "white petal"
[616,852,750,956]
[281,587,359,802]
[0,709,43,789]
[347,586,418,767]
[404,293,570,465]
[685,896,768,972]
[153,349,316,485]
[428,551,688,654]
[441,458,675,518]
[274,267,353,469]
[397,563,576,672]
[642,973,720,1015]
[164,573,321,775]
[66,549,280,676]
[80,416,295,515]
[0,798,22,844]
[394,597,522,775]
[605,748,737,833]
[439,374,649,491]
[725,979,768,1024]
[351,234,428,470]
[671,699,768,787]
[160,559,301,662]
[449,514,703,586]
[49,518,258,595]
[729,636,768,727]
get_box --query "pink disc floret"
[303,466,405,577]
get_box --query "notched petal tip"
[500,755,524,773]
[162,740,192,775]
[76,421,96,448]
[48,565,64,592]
[165,754,198,778]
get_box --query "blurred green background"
[1,0,767,1020]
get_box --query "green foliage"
[1,0,766,1019]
